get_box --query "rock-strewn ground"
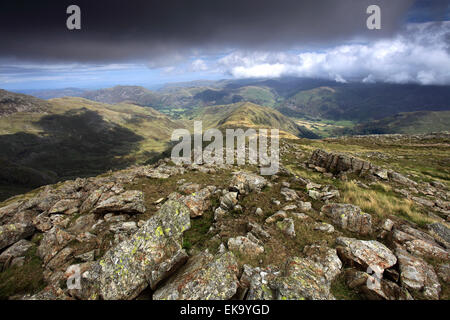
[0,133,449,300]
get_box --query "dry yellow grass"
[341,181,436,226]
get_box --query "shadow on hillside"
[0,108,145,201]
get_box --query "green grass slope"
[343,111,450,135]
[0,91,185,200]
[191,102,319,139]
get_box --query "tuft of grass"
[0,246,46,299]
[330,273,361,300]
[340,181,435,227]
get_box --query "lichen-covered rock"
[276,218,296,238]
[109,221,138,234]
[180,186,215,218]
[70,200,191,300]
[228,236,264,258]
[0,239,34,266]
[290,212,310,220]
[411,196,435,208]
[0,223,35,250]
[436,263,450,283]
[265,210,287,224]
[48,199,81,215]
[309,149,374,176]
[392,224,448,259]
[280,187,299,202]
[178,182,201,194]
[153,251,239,300]
[336,237,397,271]
[345,268,412,300]
[388,171,418,187]
[25,285,71,300]
[38,226,74,265]
[396,247,441,300]
[303,244,342,282]
[314,222,335,234]
[68,214,97,234]
[78,190,99,214]
[396,224,436,244]
[374,169,389,180]
[321,203,372,235]
[404,239,449,260]
[427,223,450,248]
[230,171,267,194]
[297,201,312,212]
[274,257,335,300]
[242,265,281,300]
[144,164,185,179]
[92,190,146,214]
[247,222,270,241]
[46,247,74,272]
[0,201,24,225]
[382,219,395,231]
[219,192,238,210]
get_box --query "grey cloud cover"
[0,0,416,63]
[0,0,449,87]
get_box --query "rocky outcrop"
[0,141,448,301]
[336,237,397,271]
[0,239,34,269]
[395,247,441,300]
[153,251,239,300]
[38,226,74,266]
[69,200,191,300]
[303,244,342,282]
[307,184,340,202]
[241,265,280,300]
[427,223,450,249]
[321,203,372,235]
[169,186,216,218]
[392,224,449,260]
[309,149,376,176]
[92,190,146,214]
[230,171,268,194]
[242,254,337,300]
[309,149,418,187]
[0,223,35,250]
[274,257,335,300]
[276,218,296,238]
[345,268,412,300]
[227,235,264,258]
[280,187,300,202]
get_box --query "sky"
[0,0,449,90]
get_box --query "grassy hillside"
[190,102,319,139]
[342,111,450,135]
[0,92,184,201]
[278,83,450,121]
[82,85,162,107]
[76,79,450,130]
[0,89,52,116]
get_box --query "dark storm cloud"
[0,0,418,63]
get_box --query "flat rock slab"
[93,190,146,214]
[336,237,397,271]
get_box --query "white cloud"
[215,22,450,85]
[190,59,208,72]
